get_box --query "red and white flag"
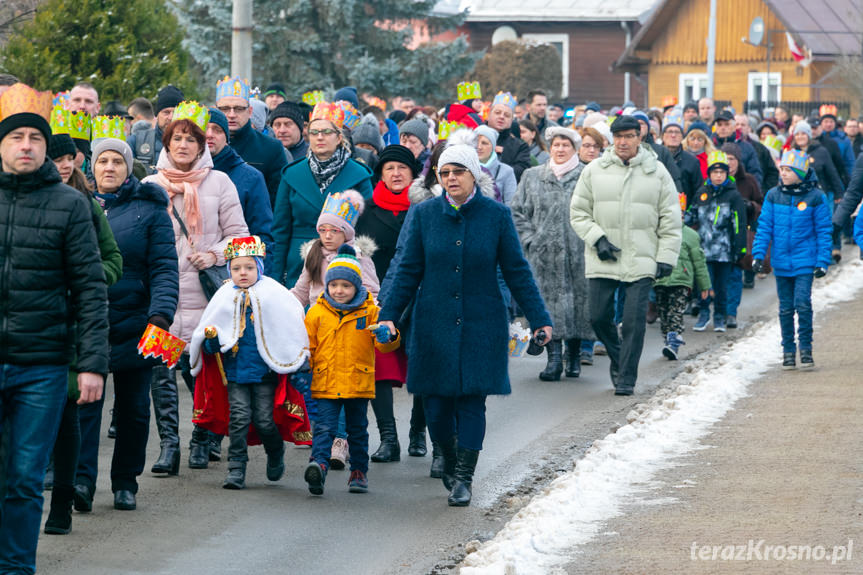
[786,32,812,67]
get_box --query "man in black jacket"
[661,113,702,206]
[0,85,108,574]
[486,92,531,182]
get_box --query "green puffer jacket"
[67,197,123,400]
[570,146,682,282]
[655,225,712,291]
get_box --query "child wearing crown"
[188,236,312,490]
[303,244,399,495]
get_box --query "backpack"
[134,127,158,175]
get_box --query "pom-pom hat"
[325,244,363,291]
[317,190,365,241]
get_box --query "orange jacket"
[304,293,400,399]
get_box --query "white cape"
[189,276,309,376]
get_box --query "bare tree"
[0,0,40,45]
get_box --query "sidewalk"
[568,291,863,573]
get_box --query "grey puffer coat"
[512,162,593,340]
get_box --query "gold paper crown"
[0,83,53,123]
[225,236,266,260]
[92,116,127,141]
[172,101,210,131]
[302,90,325,106]
[457,81,482,102]
[310,102,345,129]
[365,96,386,112]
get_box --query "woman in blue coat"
[270,102,373,287]
[76,139,179,511]
[379,143,552,507]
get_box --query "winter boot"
[447,447,480,507]
[151,444,180,475]
[782,352,797,370]
[208,434,223,462]
[73,481,94,513]
[440,436,458,491]
[645,301,658,324]
[539,339,563,381]
[266,443,286,481]
[799,349,814,369]
[662,332,685,361]
[188,427,210,469]
[429,442,444,478]
[407,428,427,457]
[564,339,581,378]
[44,485,74,535]
[370,420,400,462]
[223,462,246,490]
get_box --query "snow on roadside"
[460,260,863,575]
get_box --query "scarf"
[372,180,411,215]
[446,189,476,210]
[549,153,581,180]
[308,145,350,193]
[156,165,210,236]
[480,151,498,169]
[323,286,368,312]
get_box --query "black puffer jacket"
[0,161,109,374]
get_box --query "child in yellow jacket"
[303,244,399,495]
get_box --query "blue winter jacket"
[95,176,179,370]
[752,170,832,277]
[211,145,275,274]
[383,118,400,147]
[202,304,271,384]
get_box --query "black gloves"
[752,259,764,274]
[655,263,673,279]
[814,267,827,278]
[148,315,171,331]
[594,236,621,262]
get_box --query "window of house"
[521,33,569,99]
[748,73,781,104]
[679,74,708,105]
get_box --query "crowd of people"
[0,68,861,575]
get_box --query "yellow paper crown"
[50,106,71,135]
[310,102,345,129]
[302,90,325,106]
[457,81,482,102]
[216,76,250,102]
[225,236,266,260]
[172,101,210,131]
[0,83,53,123]
[92,116,126,141]
[438,120,467,141]
[49,105,92,139]
[707,150,728,169]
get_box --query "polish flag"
[786,32,812,67]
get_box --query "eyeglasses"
[309,128,339,136]
[581,143,601,150]
[217,105,249,114]
[437,168,469,179]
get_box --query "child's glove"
[752,259,764,274]
[291,371,312,394]
[655,263,673,279]
[372,324,393,343]
[814,267,827,278]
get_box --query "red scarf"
[372,180,411,215]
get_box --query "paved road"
[36,268,789,575]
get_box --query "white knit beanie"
[438,144,483,183]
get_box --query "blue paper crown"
[321,193,360,228]
[780,149,809,172]
[492,92,517,111]
[663,110,683,131]
[216,76,251,102]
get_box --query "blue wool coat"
[270,156,373,287]
[211,145,274,272]
[752,170,832,277]
[96,176,179,370]
[379,193,551,398]
[229,120,288,206]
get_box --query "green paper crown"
[457,81,481,102]
[172,101,210,131]
[92,116,126,141]
[302,90,325,106]
[438,120,467,141]
[50,106,92,140]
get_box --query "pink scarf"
[549,154,581,180]
[156,167,210,236]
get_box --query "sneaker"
[726,316,737,329]
[348,470,368,493]
[304,462,326,495]
[329,438,348,470]
[594,342,607,356]
[662,332,685,360]
[713,318,726,332]
[693,313,710,332]
[580,350,594,366]
[799,349,814,369]
[782,352,796,370]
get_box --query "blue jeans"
[727,266,743,318]
[0,364,68,574]
[775,275,814,353]
[424,395,487,451]
[700,262,734,320]
[311,398,369,473]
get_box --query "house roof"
[457,0,659,22]
[615,0,863,71]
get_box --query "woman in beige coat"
[144,111,248,473]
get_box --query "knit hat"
[707,150,729,173]
[686,121,710,135]
[267,101,305,131]
[48,133,77,160]
[325,244,363,292]
[610,115,641,134]
[333,86,360,109]
[399,118,429,147]
[207,107,230,144]
[155,85,184,114]
[263,83,287,100]
[793,121,812,138]
[438,143,483,183]
[317,190,365,241]
[92,137,134,179]
[755,121,778,137]
[780,149,809,180]
[249,99,268,131]
[545,125,581,148]
[388,110,407,125]
[352,115,383,153]
[585,101,601,113]
[474,125,499,148]
[375,144,420,178]
[632,110,650,126]
[720,142,742,163]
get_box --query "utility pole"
[705,0,717,97]
[232,0,253,80]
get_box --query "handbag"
[170,204,229,300]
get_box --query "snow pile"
[460,261,863,575]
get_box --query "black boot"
[539,339,563,381]
[565,339,581,378]
[151,444,180,475]
[440,436,457,491]
[73,481,94,513]
[447,447,479,507]
[44,485,74,534]
[429,442,444,478]
[188,426,210,469]
[223,462,246,490]
[266,444,286,481]
[407,428,427,457]
[370,381,400,462]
